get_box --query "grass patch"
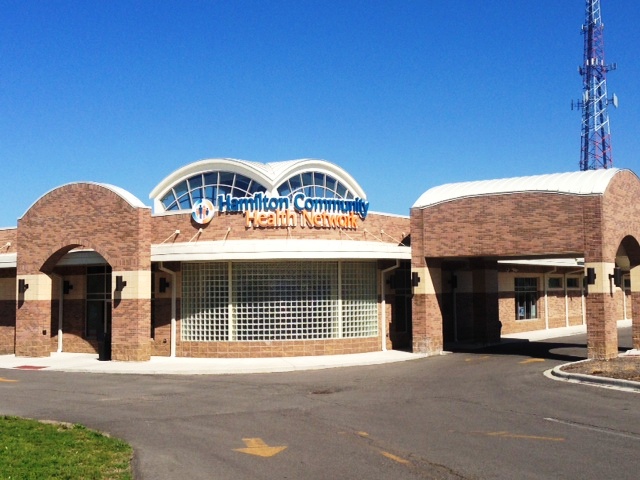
[0,416,132,479]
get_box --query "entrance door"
[86,266,112,360]
[388,262,413,350]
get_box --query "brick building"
[0,158,412,361]
[411,168,640,360]
[1,162,639,362]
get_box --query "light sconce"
[159,277,170,293]
[609,267,622,288]
[586,267,597,285]
[18,279,29,294]
[115,275,127,292]
[63,280,73,295]
[411,272,421,287]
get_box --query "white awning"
[151,239,410,262]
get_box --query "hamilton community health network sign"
[192,192,370,229]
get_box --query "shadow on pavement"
[446,340,588,363]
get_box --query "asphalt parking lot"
[1,326,638,480]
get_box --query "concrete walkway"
[0,350,426,375]
[0,320,632,376]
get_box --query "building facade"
[1,162,639,361]
[0,158,411,360]
[411,168,640,360]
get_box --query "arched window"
[160,172,267,211]
[276,172,354,200]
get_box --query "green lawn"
[0,416,132,479]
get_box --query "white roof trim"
[20,182,149,219]
[151,239,410,262]
[0,253,17,268]
[413,168,627,209]
[97,183,149,209]
[149,158,367,213]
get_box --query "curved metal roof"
[412,168,628,209]
[149,158,367,213]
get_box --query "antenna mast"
[572,0,617,170]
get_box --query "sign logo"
[191,199,215,224]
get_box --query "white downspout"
[158,262,177,358]
[380,261,401,352]
[544,268,556,330]
[50,273,64,352]
[564,272,570,327]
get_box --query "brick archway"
[411,169,640,360]
[15,183,152,360]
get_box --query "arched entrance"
[411,169,640,360]
[15,183,152,361]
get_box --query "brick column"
[411,259,443,355]
[15,273,52,357]
[471,259,501,344]
[585,262,619,360]
[111,270,151,361]
[630,265,640,351]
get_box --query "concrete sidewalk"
[0,350,426,375]
[0,321,630,375]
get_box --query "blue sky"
[1,0,638,228]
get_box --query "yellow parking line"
[380,450,411,465]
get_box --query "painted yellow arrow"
[234,438,287,457]
[519,358,545,364]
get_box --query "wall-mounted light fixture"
[609,267,622,288]
[115,275,127,292]
[18,279,29,294]
[63,280,73,295]
[159,277,170,293]
[411,272,421,287]
[586,267,597,285]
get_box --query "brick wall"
[16,183,152,360]
[411,192,589,259]
[150,210,409,246]
[0,228,17,248]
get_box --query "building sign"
[217,193,369,230]
[191,199,215,225]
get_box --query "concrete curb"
[0,350,428,375]
[547,360,640,393]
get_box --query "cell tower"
[572,0,618,170]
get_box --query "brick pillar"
[411,260,443,355]
[111,269,151,361]
[471,259,501,344]
[585,262,619,360]
[15,273,52,357]
[630,265,640,351]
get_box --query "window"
[547,277,563,289]
[276,172,355,200]
[515,277,538,320]
[181,261,378,341]
[86,266,112,338]
[566,277,581,289]
[160,171,267,211]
